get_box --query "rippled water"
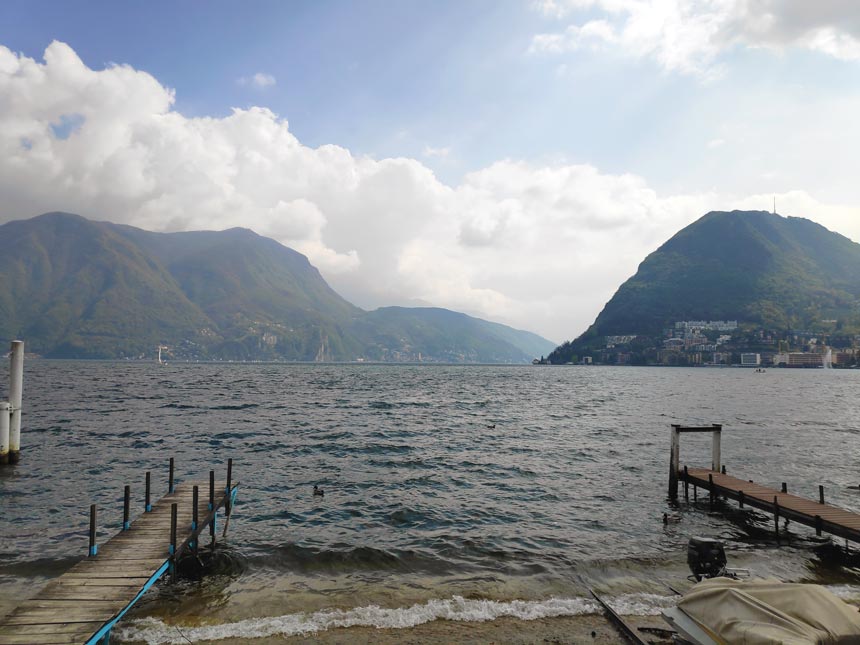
[2,362,860,641]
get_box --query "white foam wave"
[606,592,678,616]
[117,592,679,643]
[826,584,860,601]
[116,596,599,644]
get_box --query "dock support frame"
[669,424,722,499]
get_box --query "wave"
[116,595,600,644]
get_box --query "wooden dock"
[0,471,238,645]
[683,467,860,543]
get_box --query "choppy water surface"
[2,363,860,642]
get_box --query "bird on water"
[313,485,324,497]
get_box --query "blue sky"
[2,1,860,340]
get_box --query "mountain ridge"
[0,212,554,362]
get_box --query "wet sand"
[156,614,674,645]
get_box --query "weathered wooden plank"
[0,623,85,645]
[0,622,101,635]
[50,577,151,587]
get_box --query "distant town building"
[740,353,761,366]
[663,338,685,350]
[674,320,738,332]
[605,335,637,347]
[773,352,824,368]
[712,352,729,365]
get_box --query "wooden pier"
[0,463,238,645]
[683,467,860,543]
[669,424,860,545]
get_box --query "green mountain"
[550,210,860,362]
[0,212,554,362]
[354,306,555,363]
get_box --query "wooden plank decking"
[684,467,860,543]
[0,479,236,645]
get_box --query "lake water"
[2,362,860,642]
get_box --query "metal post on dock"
[169,457,175,494]
[89,504,98,557]
[0,402,9,465]
[683,465,689,500]
[123,485,131,530]
[820,485,825,504]
[815,515,822,536]
[145,471,152,512]
[8,340,24,464]
[781,482,787,494]
[739,490,745,508]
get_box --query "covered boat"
[664,578,860,645]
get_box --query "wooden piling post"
[683,465,689,500]
[169,503,177,555]
[169,502,178,582]
[8,340,24,464]
[781,482,787,493]
[123,485,130,530]
[708,473,714,510]
[0,401,9,465]
[819,485,825,504]
[145,471,152,512]
[815,515,822,536]
[192,485,199,554]
[209,470,216,543]
[169,457,175,494]
[669,425,680,499]
[739,490,745,508]
[89,505,98,557]
[711,424,722,473]
[693,483,697,501]
[774,496,780,540]
[226,457,233,516]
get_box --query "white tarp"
[678,578,860,644]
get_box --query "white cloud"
[1,41,859,342]
[238,72,276,88]
[531,0,860,76]
[422,145,450,158]
[707,138,725,148]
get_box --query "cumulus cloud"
[1,41,858,342]
[531,0,860,76]
[238,72,276,88]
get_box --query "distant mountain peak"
[549,209,860,363]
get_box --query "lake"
[2,362,860,642]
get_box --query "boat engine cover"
[687,536,727,581]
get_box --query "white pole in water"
[0,401,9,465]
[9,340,24,464]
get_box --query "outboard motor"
[687,537,727,581]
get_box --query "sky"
[2,1,860,343]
